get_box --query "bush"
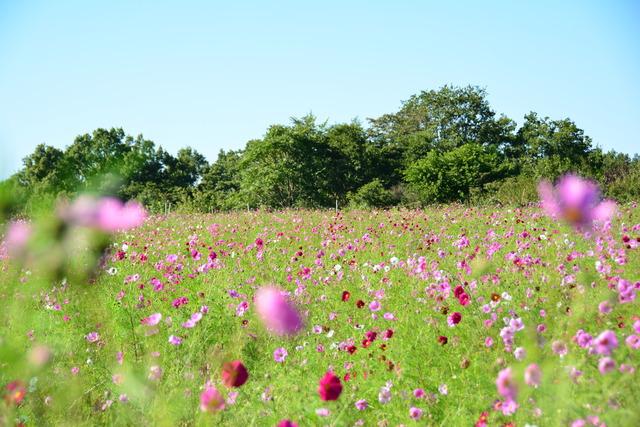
[347,179,395,208]
[480,175,539,206]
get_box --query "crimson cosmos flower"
[318,372,343,401]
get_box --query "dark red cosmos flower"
[438,335,448,345]
[318,372,343,401]
[347,345,357,354]
[221,360,249,387]
[362,339,371,348]
[277,420,298,427]
[449,312,462,325]
[453,285,465,298]
[4,381,26,406]
[383,329,394,339]
[342,291,351,302]
[356,300,365,308]
[365,331,377,342]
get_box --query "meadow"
[1,196,640,426]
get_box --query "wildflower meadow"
[1,175,639,426]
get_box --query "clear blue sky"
[1,0,638,178]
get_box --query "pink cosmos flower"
[355,399,368,410]
[413,388,425,398]
[168,335,182,345]
[141,313,162,326]
[524,363,541,387]
[273,347,288,363]
[551,340,568,357]
[598,301,612,314]
[255,286,303,335]
[538,174,616,230]
[593,330,618,356]
[625,334,640,350]
[513,347,526,361]
[598,357,616,374]
[409,407,423,420]
[315,408,330,417]
[62,196,146,232]
[148,365,162,381]
[369,301,381,312]
[3,220,31,256]
[95,197,147,232]
[200,385,225,412]
[277,420,298,427]
[496,367,517,400]
[85,332,99,343]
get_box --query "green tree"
[405,144,508,204]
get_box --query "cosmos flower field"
[1,186,640,426]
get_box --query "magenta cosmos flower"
[255,286,303,335]
[447,312,462,327]
[318,372,343,401]
[538,174,616,230]
[200,385,225,412]
[277,420,298,427]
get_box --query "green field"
[2,205,639,426]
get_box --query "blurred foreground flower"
[2,220,32,256]
[221,360,249,388]
[318,372,342,401]
[4,381,26,406]
[60,195,146,232]
[255,286,303,335]
[538,174,615,230]
[200,385,225,412]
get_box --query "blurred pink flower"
[598,357,616,374]
[141,313,162,326]
[255,286,303,335]
[593,330,618,356]
[409,407,423,420]
[496,367,517,400]
[62,195,146,232]
[524,363,541,387]
[538,174,616,230]
[200,385,225,412]
[3,220,31,255]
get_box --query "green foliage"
[347,179,395,208]
[4,85,638,212]
[405,144,509,204]
[604,159,640,202]
[481,174,540,206]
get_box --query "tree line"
[3,85,640,213]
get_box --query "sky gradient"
[1,0,639,178]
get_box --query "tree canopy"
[7,85,639,212]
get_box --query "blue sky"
[1,0,638,178]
